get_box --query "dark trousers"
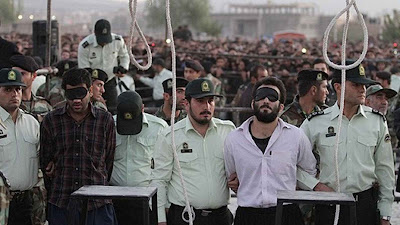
[234,204,304,225]
[103,77,117,115]
[8,190,34,225]
[47,203,117,225]
[167,204,233,225]
[113,199,156,225]
[315,188,377,225]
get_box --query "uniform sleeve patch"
[115,36,121,41]
[82,41,89,48]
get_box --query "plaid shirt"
[40,103,116,210]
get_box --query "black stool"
[71,185,157,225]
[274,190,356,225]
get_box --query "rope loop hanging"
[322,0,368,224]
[165,0,195,223]
[128,0,153,70]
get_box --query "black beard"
[254,104,279,123]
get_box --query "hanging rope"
[322,0,368,224]
[127,0,153,70]
[165,0,195,223]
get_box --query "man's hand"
[134,74,141,81]
[228,173,239,193]
[313,182,335,192]
[381,219,391,225]
[45,161,55,177]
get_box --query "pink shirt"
[224,117,317,208]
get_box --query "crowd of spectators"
[3,31,400,106]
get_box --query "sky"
[209,0,400,16]
[21,0,400,18]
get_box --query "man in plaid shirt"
[40,68,116,225]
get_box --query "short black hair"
[250,64,266,78]
[62,68,92,90]
[298,80,324,97]
[252,77,286,104]
[312,58,326,66]
[376,71,391,84]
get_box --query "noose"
[128,0,153,70]
[322,0,368,224]
[127,0,195,224]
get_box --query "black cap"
[162,77,189,93]
[94,19,112,45]
[185,60,204,72]
[332,63,377,85]
[0,68,26,87]
[153,58,166,68]
[55,60,78,77]
[297,70,329,82]
[85,68,108,83]
[10,55,39,73]
[117,91,143,135]
[185,78,222,99]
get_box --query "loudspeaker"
[32,20,59,66]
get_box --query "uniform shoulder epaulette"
[371,109,386,121]
[82,41,89,48]
[146,113,168,127]
[214,118,236,129]
[307,110,324,121]
[115,35,121,41]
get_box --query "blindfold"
[254,87,279,102]
[65,87,88,100]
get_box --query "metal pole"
[45,0,52,98]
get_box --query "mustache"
[259,105,272,110]
[200,111,212,115]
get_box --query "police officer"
[110,90,167,225]
[281,70,329,127]
[365,84,397,115]
[0,68,40,225]
[10,55,53,122]
[151,78,235,225]
[155,78,188,125]
[36,59,78,106]
[10,55,52,225]
[78,19,129,114]
[300,64,394,225]
[85,68,108,111]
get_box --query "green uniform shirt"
[110,113,167,187]
[20,93,52,122]
[280,96,322,127]
[150,117,235,222]
[300,104,395,217]
[0,171,9,225]
[154,104,187,125]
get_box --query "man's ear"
[163,92,170,101]
[333,82,341,93]
[89,86,93,97]
[251,100,255,110]
[310,85,317,96]
[32,72,37,81]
